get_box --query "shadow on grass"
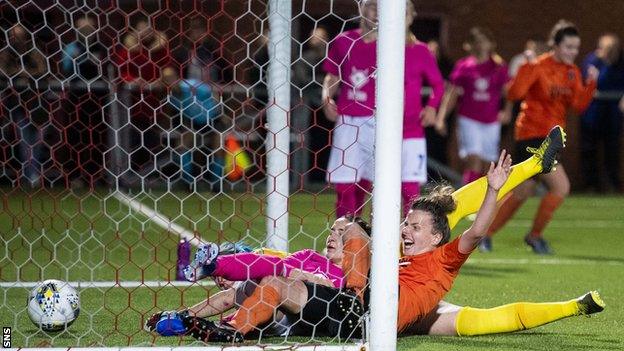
[562,254,624,264]
[401,332,622,351]
[458,265,528,277]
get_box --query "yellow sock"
[254,247,288,258]
[455,299,580,336]
[447,156,541,229]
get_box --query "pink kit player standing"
[322,0,444,217]
[436,27,511,186]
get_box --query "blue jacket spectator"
[169,78,220,129]
[162,67,221,186]
[580,33,624,192]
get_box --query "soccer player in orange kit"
[484,20,599,254]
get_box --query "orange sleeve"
[571,67,597,114]
[507,62,539,101]
[342,236,371,299]
[435,236,470,274]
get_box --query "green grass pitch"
[0,188,623,350]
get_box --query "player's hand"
[619,96,624,113]
[497,109,512,125]
[420,106,437,127]
[214,276,234,290]
[323,98,339,122]
[523,49,537,64]
[434,117,447,136]
[486,149,512,191]
[586,65,599,83]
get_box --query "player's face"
[401,209,440,256]
[473,35,494,56]
[326,218,348,262]
[596,35,619,63]
[554,35,580,64]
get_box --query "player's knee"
[514,182,535,199]
[551,179,570,197]
[259,275,278,287]
[259,276,290,292]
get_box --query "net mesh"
[0,0,373,348]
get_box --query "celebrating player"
[485,20,598,254]
[145,127,604,342]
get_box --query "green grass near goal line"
[0,189,623,350]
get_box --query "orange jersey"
[508,53,596,140]
[397,236,469,333]
[342,235,371,302]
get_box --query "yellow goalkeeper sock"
[254,247,288,258]
[447,155,541,229]
[455,299,580,336]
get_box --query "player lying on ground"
[145,215,371,339]
[182,215,372,289]
[145,127,604,341]
[393,150,603,336]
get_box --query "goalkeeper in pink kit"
[322,0,444,217]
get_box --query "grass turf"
[0,188,623,350]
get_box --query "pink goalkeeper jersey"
[324,29,377,117]
[324,30,444,138]
[283,249,345,288]
[450,56,509,124]
[403,41,444,138]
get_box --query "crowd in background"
[1,6,623,197]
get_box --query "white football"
[27,279,80,332]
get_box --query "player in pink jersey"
[182,216,372,289]
[322,0,444,217]
[400,2,445,215]
[436,27,511,191]
[322,0,377,218]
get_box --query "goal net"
[0,0,409,349]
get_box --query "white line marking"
[9,346,367,351]
[113,191,201,247]
[467,257,624,266]
[501,219,624,229]
[0,280,215,289]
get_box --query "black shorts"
[514,138,544,163]
[283,282,364,340]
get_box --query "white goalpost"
[265,0,291,253]
[369,0,405,350]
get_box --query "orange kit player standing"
[485,20,599,254]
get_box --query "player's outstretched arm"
[458,150,512,254]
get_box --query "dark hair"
[409,185,456,246]
[344,214,372,237]
[467,26,496,47]
[549,20,579,46]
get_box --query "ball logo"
[36,283,60,317]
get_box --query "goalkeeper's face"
[401,209,442,256]
[326,218,348,263]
